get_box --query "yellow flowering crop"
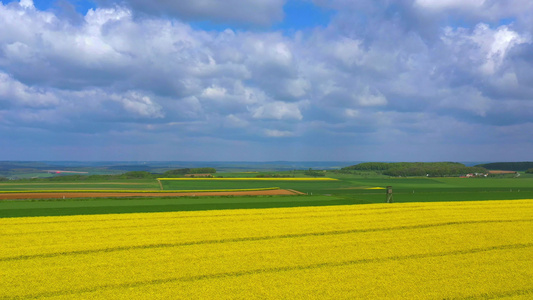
[1,200,532,299]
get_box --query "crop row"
[2,200,532,298]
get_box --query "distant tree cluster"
[341,162,393,171]
[190,167,217,174]
[475,162,533,171]
[161,168,190,176]
[304,168,326,177]
[161,167,216,177]
[526,168,533,174]
[342,162,487,177]
[119,171,155,179]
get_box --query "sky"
[0,0,532,162]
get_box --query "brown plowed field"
[0,189,299,200]
[488,170,517,174]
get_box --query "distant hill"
[475,162,533,171]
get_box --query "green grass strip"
[0,187,280,193]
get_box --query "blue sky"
[1,0,532,161]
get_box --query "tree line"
[9,168,217,181]
[341,162,487,177]
[475,162,533,171]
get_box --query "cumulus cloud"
[19,0,34,9]
[110,92,164,119]
[357,87,387,107]
[252,101,304,120]
[0,72,59,108]
[442,24,531,76]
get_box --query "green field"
[1,173,533,218]
[0,195,362,218]
[0,179,160,191]
[162,175,533,197]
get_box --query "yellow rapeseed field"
[1,200,532,299]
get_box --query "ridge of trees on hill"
[475,162,533,171]
[15,168,217,181]
[304,168,326,177]
[161,168,216,177]
[341,162,487,177]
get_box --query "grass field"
[0,179,160,191]
[2,175,533,218]
[160,177,344,192]
[0,195,355,218]
[2,200,532,299]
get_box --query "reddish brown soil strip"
[488,170,517,174]
[0,189,301,200]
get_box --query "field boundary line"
[286,189,305,195]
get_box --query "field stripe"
[0,187,280,193]
[2,218,531,262]
[7,243,532,300]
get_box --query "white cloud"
[252,101,304,120]
[264,129,294,137]
[415,0,485,11]
[472,24,530,75]
[0,72,59,108]
[344,109,360,118]
[111,92,164,118]
[329,37,364,67]
[357,87,387,107]
[442,23,530,75]
[224,114,248,128]
[19,0,34,9]
[201,85,227,100]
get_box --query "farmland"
[1,163,533,298]
[1,200,532,299]
[2,174,533,218]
